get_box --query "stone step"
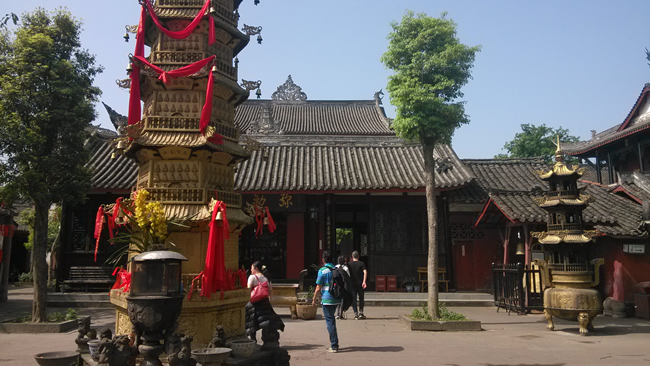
[47,293,112,308]
[296,291,494,307]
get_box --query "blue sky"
[5,1,650,159]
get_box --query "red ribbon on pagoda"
[144,0,215,46]
[94,207,105,262]
[255,205,263,238]
[0,224,15,237]
[128,6,146,126]
[200,200,230,299]
[265,206,276,233]
[132,55,219,140]
[111,267,132,293]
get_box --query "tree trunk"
[422,142,440,319]
[0,234,13,302]
[32,200,49,322]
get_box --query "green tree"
[0,8,102,322]
[496,123,579,162]
[381,11,479,318]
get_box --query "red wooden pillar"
[285,213,304,279]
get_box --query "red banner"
[200,200,230,299]
[145,0,215,45]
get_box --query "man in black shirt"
[347,250,367,319]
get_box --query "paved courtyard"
[1,287,649,365]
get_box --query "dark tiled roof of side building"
[86,127,138,193]
[477,183,644,237]
[450,157,548,203]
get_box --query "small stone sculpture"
[167,334,196,366]
[207,325,225,348]
[75,317,97,354]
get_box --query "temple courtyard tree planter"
[399,314,482,331]
[0,319,77,333]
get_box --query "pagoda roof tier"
[532,231,597,245]
[161,204,253,225]
[126,131,251,159]
[534,194,592,208]
[538,162,585,180]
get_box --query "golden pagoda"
[532,137,604,336]
[532,137,598,244]
[109,0,255,345]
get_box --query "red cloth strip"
[187,271,204,300]
[145,0,215,45]
[265,206,276,233]
[93,207,105,263]
[111,267,132,293]
[200,69,214,134]
[132,55,215,85]
[200,201,230,299]
[128,6,146,126]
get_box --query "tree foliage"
[381,11,480,146]
[381,11,479,318]
[496,123,579,162]
[0,8,102,321]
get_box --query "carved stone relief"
[177,316,199,338]
[210,97,234,123]
[158,147,193,160]
[204,163,233,190]
[116,311,132,336]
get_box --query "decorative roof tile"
[86,129,138,192]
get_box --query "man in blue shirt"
[313,250,340,353]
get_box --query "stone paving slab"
[2,287,650,365]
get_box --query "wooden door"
[453,240,476,291]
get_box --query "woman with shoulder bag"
[244,261,285,345]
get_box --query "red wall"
[589,237,650,301]
[285,213,305,279]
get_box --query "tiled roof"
[235,100,393,135]
[234,143,473,192]
[450,158,548,203]
[612,171,650,203]
[477,183,644,237]
[564,84,650,156]
[87,128,138,192]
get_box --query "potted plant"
[296,286,317,320]
[402,277,416,292]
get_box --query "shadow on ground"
[282,343,321,351]
[339,346,404,353]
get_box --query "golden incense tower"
[110,0,254,345]
[532,139,603,336]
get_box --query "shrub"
[409,302,468,321]
[65,308,78,321]
[18,272,33,283]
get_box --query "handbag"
[250,274,270,303]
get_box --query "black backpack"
[328,266,350,301]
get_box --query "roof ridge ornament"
[271,75,307,101]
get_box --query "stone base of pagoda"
[111,288,250,347]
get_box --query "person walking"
[312,250,340,353]
[347,250,367,319]
[335,255,352,320]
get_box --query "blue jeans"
[322,304,339,350]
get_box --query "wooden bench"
[62,266,115,293]
[417,267,450,292]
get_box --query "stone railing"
[150,51,206,65]
[213,58,237,81]
[153,0,238,28]
[142,116,239,141]
[548,263,594,273]
[547,223,581,231]
[147,188,241,208]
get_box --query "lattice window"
[450,223,484,239]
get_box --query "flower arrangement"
[99,189,189,266]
